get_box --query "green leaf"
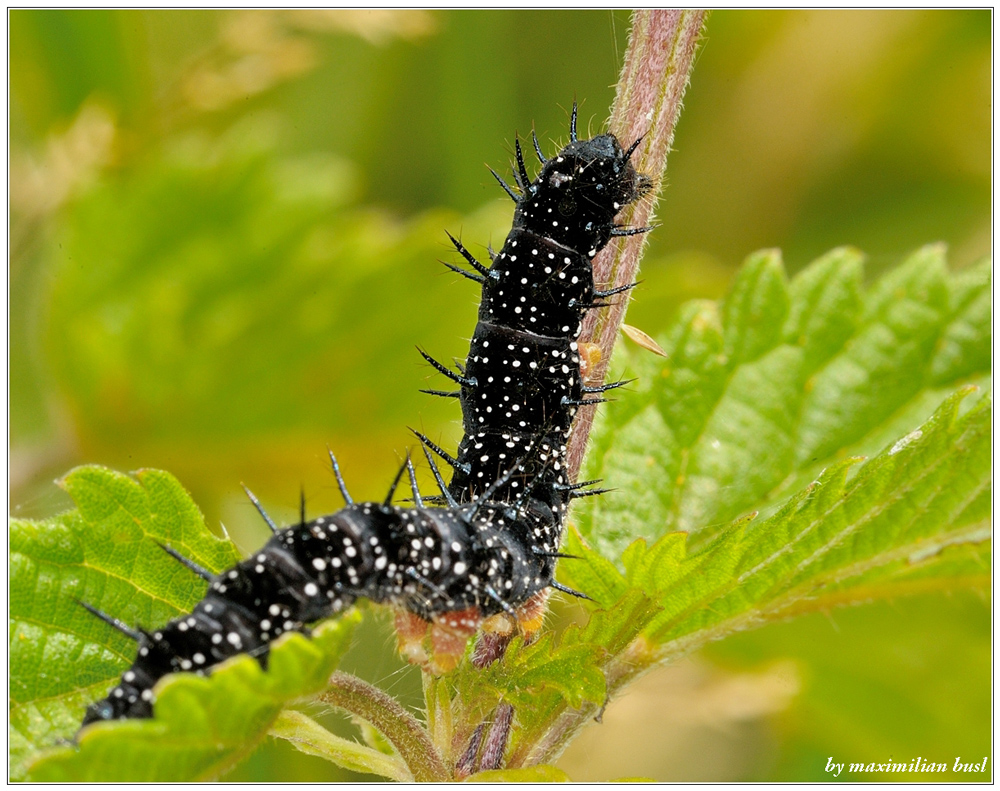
[446,587,661,773]
[463,632,606,713]
[578,246,991,558]
[9,466,241,780]
[10,465,360,781]
[928,257,991,384]
[559,527,629,609]
[542,352,987,769]
[28,616,359,781]
[572,387,990,656]
[453,589,658,723]
[574,588,662,657]
[722,248,790,365]
[465,764,572,782]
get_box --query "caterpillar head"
[515,132,651,251]
[560,133,650,210]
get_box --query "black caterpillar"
[80,105,651,726]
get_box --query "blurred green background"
[9,9,990,781]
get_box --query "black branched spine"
[81,108,650,727]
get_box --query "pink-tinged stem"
[568,9,708,481]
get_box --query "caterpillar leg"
[394,610,432,666]
[393,590,551,675]
[472,589,551,669]
[430,609,484,673]
[394,607,483,674]
[578,341,603,385]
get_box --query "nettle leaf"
[10,466,360,781]
[561,379,990,659]
[544,384,988,775]
[578,245,991,558]
[465,764,573,782]
[452,631,605,721]
[486,633,606,711]
[469,591,659,716]
[9,466,241,780]
[468,591,659,713]
[30,618,358,781]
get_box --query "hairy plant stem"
[422,672,454,766]
[567,9,708,482]
[318,671,449,781]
